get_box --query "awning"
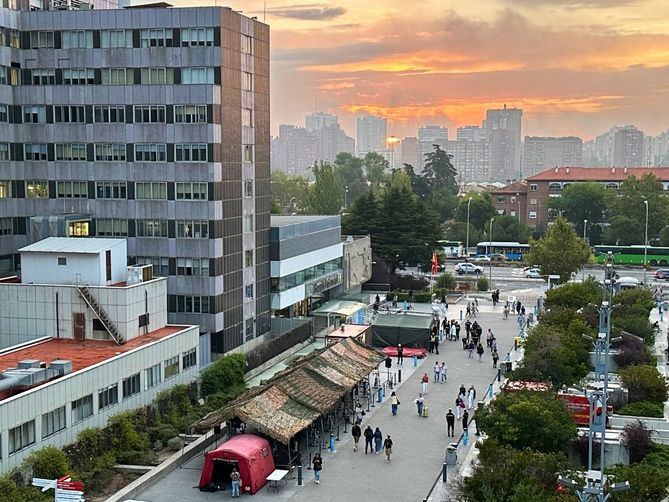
[311,300,368,317]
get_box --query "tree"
[455,192,496,232]
[200,353,246,397]
[489,214,532,243]
[308,161,342,214]
[603,216,642,245]
[619,365,669,404]
[550,181,608,237]
[422,144,458,191]
[333,153,367,205]
[270,171,311,214]
[544,277,602,310]
[607,463,669,502]
[342,190,379,238]
[660,226,669,247]
[621,420,654,463]
[363,152,389,188]
[443,222,482,247]
[25,446,71,479]
[527,218,591,283]
[477,391,577,453]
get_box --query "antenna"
[263,1,266,22]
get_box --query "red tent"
[199,434,275,494]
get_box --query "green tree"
[342,190,379,237]
[269,171,311,214]
[363,152,389,188]
[455,193,496,232]
[603,216,642,246]
[619,365,669,404]
[490,214,532,243]
[308,161,342,214]
[607,463,669,502]
[477,391,577,453]
[660,226,669,246]
[200,353,247,397]
[527,218,591,283]
[544,277,603,310]
[550,181,608,237]
[25,446,71,479]
[333,153,367,205]
[422,144,458,191]
[443,222,482,247]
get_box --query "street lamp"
[643,199,649,284]
[489,217,494,288]
[344,185,349,208]
[465,197,473,258]
[582,219,588,282]
[515,192,521,222]
[387,135,400,170]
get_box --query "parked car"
[472,254,491,262]
[489,253,507,262]
[524,267,542,278]
[655,269,669,281]
[455,262,484,275]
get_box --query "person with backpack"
[364,425,374,454]
[383,435,394,462]
[312,453,322,484]
[351,423,361,452]
[374,427,383,454]
[390,391,400,416]
[476,342,485,362]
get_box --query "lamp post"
[387,135,399,170]
[516,193,521,222]
[582,219,588,281]
[344,186,349,208]
[644,199,649,284]
[489,217,494,288]
[465,197,473,258]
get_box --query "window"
[135,182,167,200]
[176,257,209,276]
[0,143,8,160]
[529,183,538,192]
[244,250,253,268]
[62,30,93,49]
[182,67,214,84]
[164,356,180,379]
[101,68,133,85]
[530,198,537,205]
[0,218,12,235]
[56,181,88,198]
[242,108,253,127]
[496,195,506,203]
[101,29,132,48]
[42,406,66,438]
[0,181,10,198]
[529,211,537,219]
[243,215,254,232]
[181,27,214,46]
[55,105,85,123]
[135,144,167,162]
[63,68,94,85]
[122,373,141,399]
[140,28,173,47]
[26,180,48,198]
[31,69,55,85]
[95,144,127,162]
[24,143,47,161]
[55,143,87,161]
[241,71,253,91]
[96,182,127,199]
[134,105,166,123]
[245,284,254,300]
[241,34,253,55]
[0,104,7,122]
[183,348,197,370]
[243,145,254,162]
[57,257,66,266]
[0,66,8,85]
[177,220,209,239]
[244,179,253,197]
[136,219,168,238]
[549,182,562,190]
[145,363,161,389]
[71,395,93,424]
[175,143,207,162]
[606,182,618,189]
[98,384,118,410]
[174,105,207,124]
[23,105,46,123]
[140,67,173,85]
[176,182,207,200]
[135,256,168,276]
[245,318,253,341]
[8,420,35,454]
[94,105,125,123]
[31,30,54,48]
[96,219,128,236]
[510,196,517,203]
[510,210,516,217]
[175,295,210,313]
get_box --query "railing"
[76,286,123,345]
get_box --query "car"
[472,254,491,262]
[525,267,542,278]
[489,253,507,262]
[655,269,669,281]
[455,262,484,275]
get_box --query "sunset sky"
[209,0,669,139]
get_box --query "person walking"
[440,362,448,383]
[415,393,425,417]
[374,427,383,454]
[312,453,323,484]
[467,340,475,358]
[492,348,499,368]
[433,362,440,383]
[459,384,467,398]
[466,303,471,317]
[455,322,461,340]
[467,386,476,410]
[354,401,363,425]
[455,395,464,420]
[476,342,485,362]
[364,425,374,454]
[434,335,440,355]
[465,320,471,337]
[396,344,404,365]
[446,408,455,437]
[503,304,509,320]
[390,391,400,416]
[462,410,469,432]
[450,322,456,341]
[491,337,498,351]
[421,372,429,394]
[230,467,241,497]
[351,423,361,452]
[383,435,393,463]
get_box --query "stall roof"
[311,300,367,317]
[195,337,384,444]
[372,312,434,329]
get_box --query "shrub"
[24,446,71,479]
[64,427,109,474]
[201,353,247,397]
[167,437,184,451]
[77,452,117,493]
[642,443,669,470]
[617,401,664,418]
[544,277,602,310]
[621,420,654,463]
[148,424,179,446]
[104,411,150,458]
[389,274,428,291]
[153,384,197,431]
[619,364,669,404]
[607,463,669,502]
[614,316,655,345]
[436,272,455,290]
[477,277,489,291]
[614,336,652,368]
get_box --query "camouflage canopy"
[195,337,385,444]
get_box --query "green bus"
[594,245,669,266]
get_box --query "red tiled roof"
[491,181,527,193]
[526,167,669,182]
[0,325,189,401]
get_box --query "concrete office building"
[483,105,522,181]
[271,125,317,177]
[356,115,387,156]
[522,136,583,178]
[0,1,271,358]
[418,125,448,171]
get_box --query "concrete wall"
[342,235,372,292]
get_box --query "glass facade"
[271,257,342,293]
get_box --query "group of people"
[349,424,394,463]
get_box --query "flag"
[431,251,439,274]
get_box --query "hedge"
[617,401,665,418]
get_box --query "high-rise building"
[314,124,355,164]
[522,136,583,177]
[613,125,644,167]
[271,125,318,176]
[483,105,522,181]
[418,126,448,171]
[0,2,271,358]
[452,126,491,182]
[400,136,420,168]
[356,115,387,156]
[305,112,338,133]
[650,130,669,166]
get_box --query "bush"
[614,316,655,344]
[64,427,109,474]
[153,384,197,431]
[607,463,669,502]
[617,401,664,418]
[387,289,445,304]
[167,437,184,451]
[24,446,71,480]
[201,353,247,397]
[436,272,455,290]
[619,364,669,404]
[105,411,150,458]
[614,336,652,368]
[148,424,179,446]
[621,420,654,463]
[78,452,117,493]
[544,277,602,310]
[477,277,489,291]
[389,274,428,291]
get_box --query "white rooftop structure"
[19,237,123,255]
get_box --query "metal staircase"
[76,286,124,345]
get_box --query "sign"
[58,480,85,491]
[32,476,85,502]
[305,271,342,297]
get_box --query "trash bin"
[445,445,457,465]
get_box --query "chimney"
[554,167,558,174]
[612,167,616,174]
[566,168,570,174]
[624,167,628,174]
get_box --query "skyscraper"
[400,136,420,168]
[522,136,583,177]
[613,125,644,167]
[483,105,522,181]
[305,112,338,133]
[356,115,388,156]
[0,2,270,358]
[452,126,491,182]
[271,125,318,176]
[418,126,448,171]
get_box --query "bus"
[438,240,464,258]
[476,241,530,262]
[594,245,669,266]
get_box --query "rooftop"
[526,166,669,182]
[19,237,125,254]
[0,325,188,401]
[491,180,527,194]
[270,215,340,227]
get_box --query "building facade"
[0,4,271,357]
[522,136,583,178]
[356,115,387,157]
[613,126,644,167]
[483,105,522,181]
[400,136,419,168]
[452,126,491,182]
[305,111,337,133]
[490,181,527,220]
[417,125,448,171]
[271,125,317,176]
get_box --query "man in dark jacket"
[351,423,361,452]
[363,425,374,454]
[445,408,455,437]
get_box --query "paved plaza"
[136,288,540,502]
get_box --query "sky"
[182,0,669,140]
